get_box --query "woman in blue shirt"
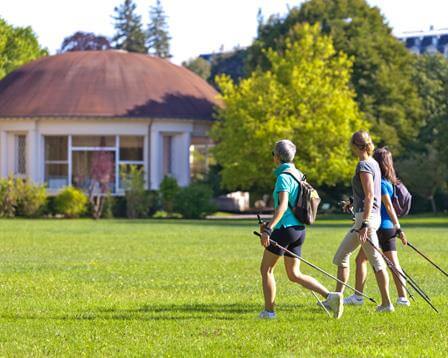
[344,147,409,306]
[259,140,343,319]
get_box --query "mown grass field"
[0,216,447,356]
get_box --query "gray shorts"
[333,212,386,272]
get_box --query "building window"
[118,136,145,189]
[163,135,173,176]
[15,135,27,176]
[44,135,145,193]
[45,136,68,189]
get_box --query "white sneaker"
[396,297,411,306]
[344,293,364,305]
[258,309,276,319]
[376,304,395,313]
[326,292,344,319]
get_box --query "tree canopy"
[59,32,111,53]
[182,57,211,81]
[211,23,367,192]
[147,0,171,58]
[112,0,147,53]
[247,0,423,153]
[0,18,47,79]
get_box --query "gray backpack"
[283,170,321,225]
[392,182,412,217]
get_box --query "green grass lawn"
[0,216,447,356]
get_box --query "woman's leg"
[355,248,369,294]
[333,227,361,293]
[284,256,329,298]
[384,250,407,298]
[373,269,392,306]
[260,249,281,311]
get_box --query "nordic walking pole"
[363,237,438,313]
[311,291,331,317]
[253,231,377,304]
[407,242,448,278]
[402,268,431,302]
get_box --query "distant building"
[398,27,448,57]
[0,51,221,193]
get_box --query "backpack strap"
[281,169,305,211]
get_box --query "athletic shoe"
[343,293,364,305]
[376,304,395,313]
[258,310,276,319]
[317,299,331,310]
[326,292,344,319]
[396,297,411,306]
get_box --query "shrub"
[101,193,115,219]
[159,176,180,212]
[173,183,216,219]
[55,187,88,218]
[121,165,149,218]
[15,179,47,217]
[0,177,17,217]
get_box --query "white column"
[174,132,191,187]
[27,129,39,182]
[149,130,160,190]
[0,131,7,178]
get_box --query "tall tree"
[211,24,368,192]
[112,0,147,53]
[59,32,111,53]
[0,18,47,79]
[147,0,172,58]
[247,0,423,153]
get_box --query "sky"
[1,0,448,64]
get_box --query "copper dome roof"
[0,51,220,119]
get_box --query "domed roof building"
[0,51,220,192]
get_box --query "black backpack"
[282,170,321,225]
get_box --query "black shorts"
[377,228,398,252]
[266,226,305,258]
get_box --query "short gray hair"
[274,139,296,163]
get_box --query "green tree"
[211,23,367,192]
[182,57,211,80]
[247,0,423,153]
[412,54,448,168]
[112,0,147,53]
[147,0,171,58]
[0,18,47,79]
[397,146,447,213]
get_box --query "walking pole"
[253,231,377,304]
[311,291,331,317]
[363,237,438,313]
[402,268,431,302]
[407,242,448,278]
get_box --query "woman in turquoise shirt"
[259,140,343,319]
[344,147,409,307]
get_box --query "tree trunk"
[429,196,437,213]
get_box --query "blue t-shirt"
[380,179,394,229]
[272,163,302,229]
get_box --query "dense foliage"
[247,0,423,153]
[0,17,47,79]
[212,24,367,191]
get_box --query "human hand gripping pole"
[254,215,377,304]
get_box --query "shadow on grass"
[0,303,325,322]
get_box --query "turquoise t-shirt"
[272,163,303,229]
[380,179,394,229]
